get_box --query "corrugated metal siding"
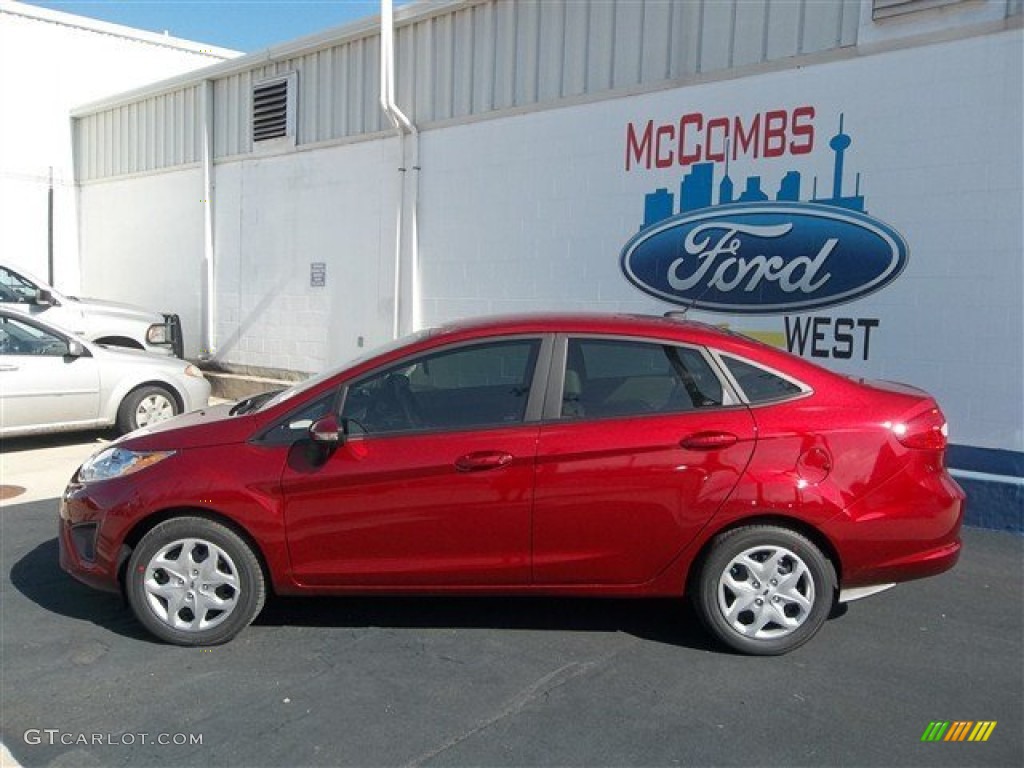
[76,0,862,182]
[394,0,860,123]
[76,85,203,180]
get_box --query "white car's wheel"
[117,385,179,433]
[694,526,836,655]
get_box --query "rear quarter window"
[721,355,805,404]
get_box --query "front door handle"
[680,431,738,450]
[455,451,514,472]
[0,365,18,372]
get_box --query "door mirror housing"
[67,340,87,358]
[309,415,343,445]
[35,288,55,306]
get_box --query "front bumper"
[58,482,125,594]
[144,314,184,357]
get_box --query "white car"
[0,310,210,438]
[0,263,182,357]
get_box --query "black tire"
[693,525,836,655]
[125,517,266,646]
[116,384,179,433]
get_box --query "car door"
[532,335,756,585]
[279,335,552,587]
[0,314,100,433]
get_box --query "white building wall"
[78,139,399,363]
[209,140,398,371]
[418,28,1023,454]
[0,1,235,293]
[77,168,206,354]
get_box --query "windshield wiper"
[229,389,283,416]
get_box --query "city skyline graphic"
[641,114,867,231]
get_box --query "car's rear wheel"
[125,517,265,646]
[694,525,835,655]
[117,384,179,433]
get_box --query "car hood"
[67,295,164,323]
[87,342,195,373]
[122,402,257,450]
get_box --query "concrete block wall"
[418,28,1023,456]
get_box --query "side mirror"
[35,288,55,306]
[309,415,343,445]
[67,340,87,358]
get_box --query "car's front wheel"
[125,517,266,646]
[117,384,179,433]
[694,525,836,655]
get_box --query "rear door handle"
[0,365,18,372]
[680,431,738,450]
[455,451,514,472]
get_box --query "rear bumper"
[823,465,965,589]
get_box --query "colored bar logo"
[921,721,997,742]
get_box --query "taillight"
[891,407,948,450]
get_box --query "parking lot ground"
[0,432,111,507]
[1,435,1022,768]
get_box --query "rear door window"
[560,338,723,420]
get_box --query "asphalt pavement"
[1,433,1021,767]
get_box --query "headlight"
[78,447,176,483]
[146,324,170,344]
[184,364,204,378]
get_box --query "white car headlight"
[78,447,176,483]
[146,324,169,344]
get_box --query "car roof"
[432,312,727,342]
[427,312,796,357]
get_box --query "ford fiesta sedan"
[59,314,964,654]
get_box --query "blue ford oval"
[620,203,909,314]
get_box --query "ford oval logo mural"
[620,203,909,314]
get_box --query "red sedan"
[59,314,964,654]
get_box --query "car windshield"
[255,328,438,413]
[0,267,40,304]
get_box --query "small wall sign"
[311,262,326,287]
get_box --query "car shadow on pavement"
[8,538,152,642]
[0,430,112,453]
[11,538,721,649]
[11,538,846,652]
[255,594,723,652]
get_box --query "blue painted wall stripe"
[950,469,1024,487]
[947,444,1024,478]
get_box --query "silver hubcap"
[135,393,175,427]
[143,538,241,633]
[717,545,815,640]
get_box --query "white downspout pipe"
[380,0,420,337]
[200,79,216,358]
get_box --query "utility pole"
[47,166,55,284]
